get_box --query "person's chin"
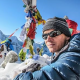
[49,48,55,53]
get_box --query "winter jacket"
[14,33,80,80]
[5,40,14,51]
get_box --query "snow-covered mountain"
[0,30,52,56]
[0,30,52,80]
[0,30,23,54]
[33,42,52,56]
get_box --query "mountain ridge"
[0,30,52,56]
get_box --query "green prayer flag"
[23,5,26,8]
[69,28,73,34]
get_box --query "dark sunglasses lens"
[42,31,61,40]
[42,34,48,40]
[50,31,61,37]
[50,31,57,37]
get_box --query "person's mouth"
[48,44,55,47]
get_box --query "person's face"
[43,29,70,53]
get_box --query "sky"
[0,0,80,43]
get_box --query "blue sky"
[0,0,80,43]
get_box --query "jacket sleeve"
[13,52,80,80]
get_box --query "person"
[1,45,4,51]
[36,47,40,55]
[13,17,80,80]
[4,53,7,59]
[5,39,14,51]
[0,45,4,55]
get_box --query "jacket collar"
[51,43,69,63]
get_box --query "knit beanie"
[43,17,71,37]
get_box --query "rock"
[1,51,18,68]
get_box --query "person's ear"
[66,37,70,41]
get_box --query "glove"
[22,63,41,73]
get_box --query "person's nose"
[46,35,52,41]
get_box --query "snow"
[0,30,23,54]
[0,53,51,80]
[0,44,8,64]
[0,63,20,80]
[0,30,52,57]
[0,30,52,80]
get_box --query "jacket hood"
[67,33,80,52]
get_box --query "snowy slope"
[0,54,51,80]
[0,30,52,56]
[0,30,23,54]
[33,42,52,56]
[0,30,53,80]
[0,40,8,64]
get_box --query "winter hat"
[43,17,71,37]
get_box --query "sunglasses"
[42,30,62,40]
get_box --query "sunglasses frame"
[42,30,62,40]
